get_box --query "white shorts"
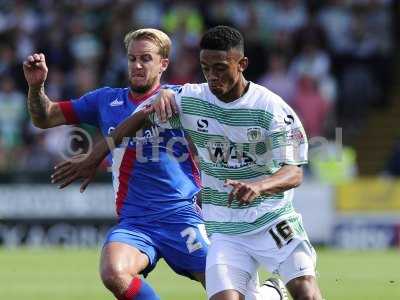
[205,217,317,298]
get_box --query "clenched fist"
[23,53,48,88]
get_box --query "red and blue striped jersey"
[58,86,200,223]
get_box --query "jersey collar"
[128,84,161,105]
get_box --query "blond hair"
[124,28,171,59]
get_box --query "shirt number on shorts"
[180,227,203,253]
[268,220,294,248]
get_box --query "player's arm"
[152,88,179,123]
[51,107,153,191]
[23,53,66,128]
[225,165,303,207]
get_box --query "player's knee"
[293,292,321,300]
[287,276,322,300]
[100,264,132,293]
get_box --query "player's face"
[127,39,169,93]
[200,49,247,99]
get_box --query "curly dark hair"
[200,25,244,53]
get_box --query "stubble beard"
[130,75,159,94]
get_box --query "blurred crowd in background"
[0,0,396,179]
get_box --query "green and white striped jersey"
[152,82,308,235]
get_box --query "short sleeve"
[59,88,107,126]
[266,100,308,166]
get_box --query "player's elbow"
[31,118,50,129]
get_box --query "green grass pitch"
[0,248,399,299]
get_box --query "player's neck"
[218,76,249,103]
[129,83,161,103]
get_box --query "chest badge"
[247,127,261,142]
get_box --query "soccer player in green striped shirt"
[151,25,323,300]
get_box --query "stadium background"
[0,0,399,299]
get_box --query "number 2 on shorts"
[180,227,203,253]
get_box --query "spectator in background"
[101,12,131,87]
[46,67,67,100]
[271,0,307,35]
[317,0,353,55]
[0,44,25,91]
[251,0,278,46]
[0,75,26,171]
[0,0,393,175]
[338,63,380,134]
[17,131,58,171]
[68,18,103,65]
[292,74,331,138]
[162,1,204,59]
[38,27,73,73]
[258,51,295,104]
[0,75,26,151]
[131,0,163,28]
[347,2,391,59]
[66,63,99,98]
[0,45,15,75]
[167,48,199,84]
[289,39,337,104]
[385,138,400,177]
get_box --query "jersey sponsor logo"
[247,127,262,142]
[196,119,209,133]
[143,126,159,139]
[134,126,161,146]
[206,140,255,167]
[109,98,124,107]
[206,141,229,163]
[108,125,160,147]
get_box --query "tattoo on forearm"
[28,86,49,121]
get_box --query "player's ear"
[160,58,169,73]
[238,56,248,72]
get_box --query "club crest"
[247,127,261,142]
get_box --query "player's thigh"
[279,241,322,299]
[206,234,256,299]
[206,264,249,300]
[278,240,317,285]
[157,222,209,281]
[100,242,150,278]
[251,217,316,278]
[101,226,158,278]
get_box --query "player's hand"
[22,53,48,88]
[224,179,261,207]
[51,154,98,193]
[153,89,178,123]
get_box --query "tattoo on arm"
[28,85,50,125]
